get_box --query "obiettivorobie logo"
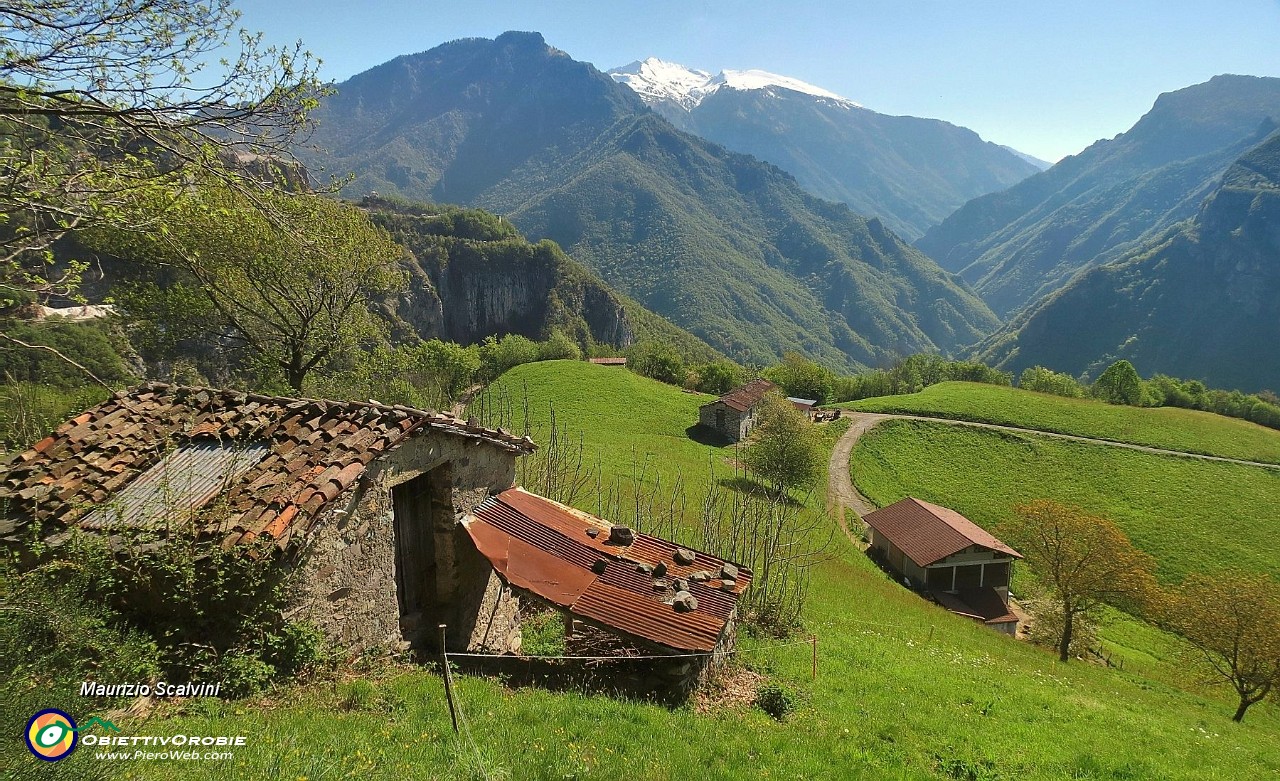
[24,710,120,762]
[25,708,247,763]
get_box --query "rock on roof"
[863,497,1022,567]
[1,383,534,548]
[463,488,750,653]
[703,378,777,413]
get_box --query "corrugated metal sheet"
[863,497,1023,567]
[80,442,269,530]
[463,488,750,653]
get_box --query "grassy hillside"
[840,381,1280,464]
[473,360,724,499]
[101,362,1280,781]
[851,419,1280,582]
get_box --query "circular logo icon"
[25,709,77,761]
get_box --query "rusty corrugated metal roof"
[1,383,535,549]
[702,378,776,413]
[463,487,750,652]
[864,497,1022,567]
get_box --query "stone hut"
[863,498,1023,634]
[0,383,536,654]
[697,378,777,443]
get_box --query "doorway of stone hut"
[391,463,453,652]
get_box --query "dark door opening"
[392,463,453,649]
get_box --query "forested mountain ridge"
[609,58,1042,241]
[917,74,1280,317]
[974,129,1280,392]
[361,198,720,361]
[295,31,999,371]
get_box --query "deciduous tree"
[1092,360,1144,406]
[92,182,405,392]
[741,392,823,498]
[1162,570,1280,722]
[1004,500,1157,662]
[1,0,321,300]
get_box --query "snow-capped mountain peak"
[609,57,859,111]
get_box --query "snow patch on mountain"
[610,57,860,111]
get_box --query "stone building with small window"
[862,497,1023,634]
[697,378,777,443]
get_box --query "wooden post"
[928,625,935,644]
[811,634,818,680]
[439,624,458,734]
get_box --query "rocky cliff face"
[364,199,636,349]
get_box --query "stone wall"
[697,402,753,443]
[287,431,522,656]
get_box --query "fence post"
[439,624,459,734]
[811,634,818,681]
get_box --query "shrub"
[1018,365,1085,398]
[764,352,834,404]
[754,682,796,721]
[1092,360,1143,406]
[626,341,684,385]
[692,360,742,395]
[210,652,276,698]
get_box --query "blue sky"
[236,0,1280,162]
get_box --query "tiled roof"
[588,357,627,366]
[0,383,534,548]
[704,378,777,413]
[463,488,750,653]
[863,497,1022,567]
[932,588,1019,625]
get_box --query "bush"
[0,318,132,389]
[832,354,1011,403]
[17,526,301,698]
[764,352,834,404]
[479,334,540,380]
[1018,365,1085,398]
[1092,360,1143,406]
[209,652,276,698]
[536,330,582,362]
[754,682,797,721]
[626,341,685,385]
[692,360,742,395]
[1,558,162,778]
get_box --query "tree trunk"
[1058,605,1074,662]
[1233,698,1251,722]
[286,355,306,393]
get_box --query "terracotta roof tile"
[702,378,777,413]
[863,497,1022,567]
[1,382,536,549]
